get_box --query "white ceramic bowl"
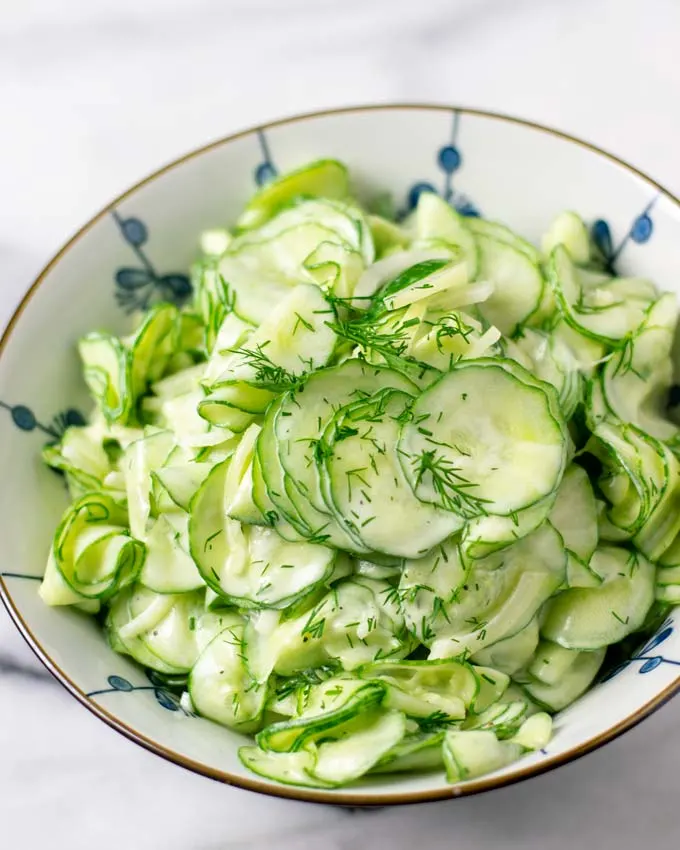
[2,105,680,806]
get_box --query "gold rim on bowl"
[1,103,679,806]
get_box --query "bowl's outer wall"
[2,105,680,805]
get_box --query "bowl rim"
[2,102,679,806]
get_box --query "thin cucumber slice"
[240,198,373,265]
[513,328,582,419]
[189,619,267,732]
[236,159,350,230]
[443,729,522,782]
[548,245,650,343]
[49,492,144,601]
[257,678,386,752]
[541,546,655,650]
[548,464,598,562]
[189,460,336,609]
[321,390,461,557]
[472,617,540,676]
[43,425,111,496]
[475,234,544,335]
[310,709,407,785]
[541,211,591,265]
[461,496,555,562]
[411,191,479,278]
[398,360,567,517]
[351,249,452,310]
[238,748,333,789]
[275,360,416,545]
[371,729,445,773]
[601,293,679,442]
[367,214,410,258]
[402,522,565,657]
[152,460,213,512]
[215,256,295,326]
[139,512,203,593]
[124,429,175,539]
[79,332,131,424]
[528,640,582,686]
[128,303,178,399]
[247,577,412,679]
[357,658,479,721]
[525,648,606,711]
[200,283,337,424]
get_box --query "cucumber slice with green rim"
[461,496,555,562]
[411,192,479,278]
[236,159,350,231]
[43,425,111,496]
[541,211,591,265]
[541,546,655,649]
[238,198,373,265]
[309,709,407,785]
[128,302,178,399]
[357,658,479,721]
[79,332,131,424]
[124,429,175,539]
[367,214,410,258]
[402,522,565,657]
[139,512,203,593]
[443,729,522,782]
[398,360,567,518]
[189,459,336,609]
[320,389,461,557]
[200,283,337,425]
[370,729,445,773]
[257,678,386,752]
[475,234,544,335]
[49,492,144,600]
[524,648,606,711]
[548,245,651,343]
[189,618,267,732]
[601,293,679,442]
[238,748,333,789]
[548,464,598,562]
[275,360,417,544]
[246,577,412,679]
[351,249,452,310]
[472,617,540,676]
[213,256,294,327]
[528,640,582,686]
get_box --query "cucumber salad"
[39,159,680,788]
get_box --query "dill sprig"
[408,448,489,517]
[229,341,306,392]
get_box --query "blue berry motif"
[601,619,679,682]
[112,211,192,313]
[254,129,278,187]
[87,671,196,716]
[591,196,658,273]
[402,110,479,219]
[0,401,84,441]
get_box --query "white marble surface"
[3,0,680,847]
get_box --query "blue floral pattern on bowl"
[404,110,480,218]
[602,618,679,682]
[86,673,196,716]
[112,211,192,313]
[591,195,659,273]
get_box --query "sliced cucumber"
[320,389,461,557]
[398,360,567,517]
[443,729,521,782]
[189,618,267,732]
[475,235,544,335]
[541,546,655,649]
[236,159,350,230]
[525,648,606,711]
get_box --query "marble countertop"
[3,0,680,847]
